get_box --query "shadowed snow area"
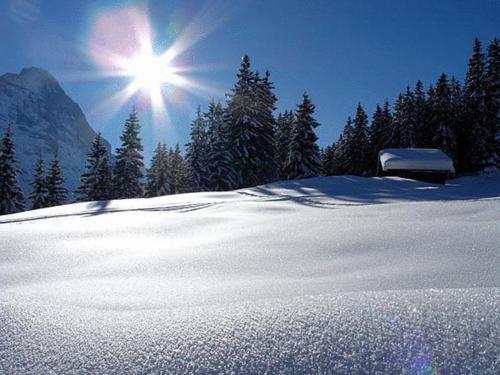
[0,174,499,374]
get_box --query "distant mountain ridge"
[0,67,111,201]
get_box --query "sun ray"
[84,3,230,128]
[166,74,224,99]
[89,80,141,129]
[159,0,236,64]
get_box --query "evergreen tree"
[285,93,322,179]
[146,143,170,197]
[332,136,345,175]
[76,133,113,201]
[319,146,328,175]
[275,110,294,178]
[321,143,339,176]
[167,144,188,194]
[175,144,192,194]
[414,80,427,147]
[350,103,370,175]
[225,55,260,187]
[369,103,391,173]
[393,87,417,148]
[186,106,209,191]
[113,108,144,198]
[450,77,465,157]
[205,101,237,191]
[485,37,500,167]
[462,38,488,171]
[29,154,48,209]
[0,126,25,215]
[336,117,355,174]
[254,70,278,184]
[381,101,394,148]
[389,94,403,147]
[429,73,457,160]
[421,84,437,148]
[46,153,67,207]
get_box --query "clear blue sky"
[1,0,499,162]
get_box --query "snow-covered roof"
[379,148,455,173]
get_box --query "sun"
[124,53,174,94]
[85,4,226,126]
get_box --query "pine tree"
[321,143,339,176]
[113,108,144,198]
[46,154,67,207]
[166,144,189,194]
[485,37,500,167]
[381,101,394,148]
[369,103,391,173]
[462,38,488,171]
[186,106,209,191]
[332,136,345,175]
[450,77,465,148]
[336,117,355,174]
[421,84,436,148]
[389,94,403,147]
[275,111,294,178]
[205,101,237,191]
[29,154,48,209]
[146,143,170,197]
[285,93,322,179]
[76,133,113,201]
[393,87,417,148]
[428,73,457,161]
[225,55,260,187]
[350,103,370,175]
[254,70,278,184]
[414,80,427,147]
[0,126,25,215]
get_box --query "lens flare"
[124,54,174,93]
[85,3,228,128]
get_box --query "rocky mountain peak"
[0,67,111,202]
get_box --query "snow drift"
[0,174,499,374]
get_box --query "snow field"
[0,174,499,373]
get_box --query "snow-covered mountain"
[0,67,111,200]
[0,174,499,373]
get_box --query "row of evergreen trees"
[322,37,500,176]
[0,51,323,214]
[0,126,68,215]
[0,108,193,214]
[144,54,323,197]
[1,37,498,214]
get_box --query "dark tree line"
[179,55,321,194]
[0,123,68,215]
[1,37,498,214]
[322,37,500,176]
[78,54,322,201]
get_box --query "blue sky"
[1,0,499,162]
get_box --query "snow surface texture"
[379,148,455,172]
[1,174,499,374]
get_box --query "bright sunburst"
[124,54,174,94]
[85,3,229,127]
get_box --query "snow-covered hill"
[0,175,499,374]
[0,67,111,199]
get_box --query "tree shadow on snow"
[240,174,500,209]
[85,200,112,216]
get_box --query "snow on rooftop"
[379,148,455,173]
